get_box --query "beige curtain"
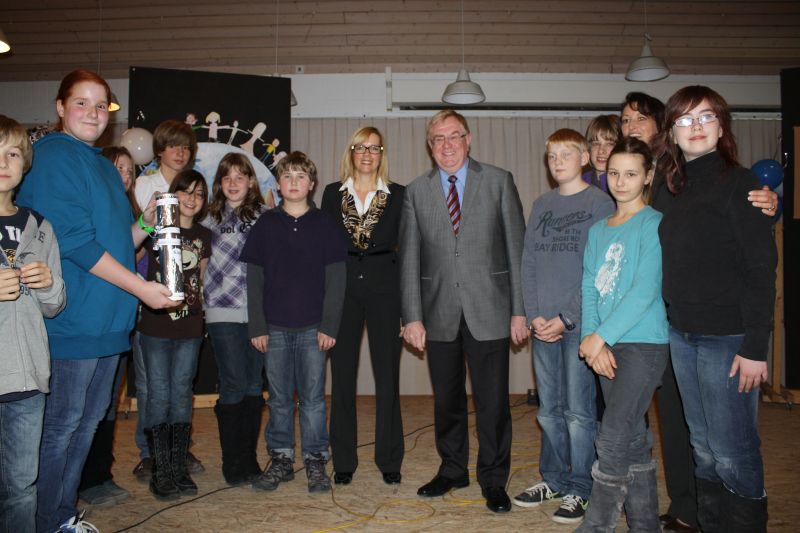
[294,116,780,220]
[289,115,780,395]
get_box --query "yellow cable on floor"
[312,398,537,532]
[311,488,437,533]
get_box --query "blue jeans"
[669,328,764,498]
[596,343,668,476]
[533,331,596,500]
[207,322,263,404]
[264,328,329,460]
[139,334,202,426]
[37,356,119,533]
[131,332,149,458]
[0,393,45,533]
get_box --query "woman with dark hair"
[16,68,175,532]
[321,126,405,486]
[656,85,775,533]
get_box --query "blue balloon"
[751,159,783,190]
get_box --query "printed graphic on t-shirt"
[1,220,22,266]
[532,210,593,253]
[596,242,625,298]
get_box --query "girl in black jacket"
[656,85,776,533]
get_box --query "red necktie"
[447,175,461,235]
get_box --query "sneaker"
[252,452,294,491]
[132,457,153,482]
[304,453,331,493]
[186,451,205,473]
[79,479,131,507]
[552,494,588,524]
[56,510,100,533]
[512,481,562,508]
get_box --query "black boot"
[696,477,724,533]
[215,401,247,485]
[146,424,179,500]
[719,487,768,533]
[241,395,264,479]
[171,422,198,495]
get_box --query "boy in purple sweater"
[241,152,346,493]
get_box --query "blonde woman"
[321,127,405,486]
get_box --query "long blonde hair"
[338,126,390,184]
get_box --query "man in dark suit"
[399,109,528,513]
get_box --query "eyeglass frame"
[673,113,718,128]
[351,144,384,154]
[429,132,468,147]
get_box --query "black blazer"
[321,181,405,295]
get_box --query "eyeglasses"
[430,133,468,146]
[351,144,383,154]
[673,114,718,128]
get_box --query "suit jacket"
[321,181,405,295]
[399,158,525,342]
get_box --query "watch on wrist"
[558,313,576,331]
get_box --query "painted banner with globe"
[125,66,291,206]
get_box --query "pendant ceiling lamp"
[0,28,11,54]
[442,0,485,105]
[274,0,298,107]
[97,1,120,111]
[625,0,670,82]
[108,93,121,112]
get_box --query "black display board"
[128,66,291,207]
[126,66,289,395]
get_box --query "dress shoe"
[382,471,402,485]
[333,472,353,485]
[417,474,469,497]
[483,486,512,513]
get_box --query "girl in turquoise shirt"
[576,137,669,533]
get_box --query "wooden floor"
[85,395,798,532]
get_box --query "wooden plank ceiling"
[1,0,799,82]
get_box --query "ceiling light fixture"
[625,0,670,82]
[97,0,120,111]
[442,0,485,105]
[0,28,11,54]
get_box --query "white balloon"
[121,128,154,165]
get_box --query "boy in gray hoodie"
[0,115,65,532]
